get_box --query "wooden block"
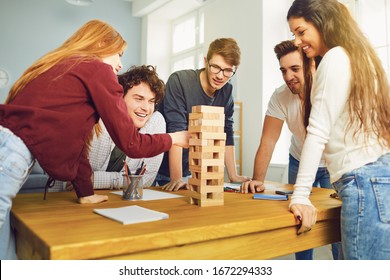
[188,190,202,200]
[188,177,224,187]
[189,138,209,146]
[189,145,225,154]
[189,125,224,133]
[189,191,224,207]
[189,151,214,160]
[191,171,225,180]
[189,151,224,160]
[190,197,223,206]
[189,112,224,121]
[189,118,225,127]
[191,132,226,140]
[188,188,224,197]
[189,158,224,167]
[191,105,224,114]
[191,145,225,153]
[196,199,224,207]
[189,138,226,147]
[189,165,225,173]
[187,105,226,208]
[188,183,224,193]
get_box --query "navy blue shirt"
[158,69,235,177]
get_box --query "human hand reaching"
[162,178,188,192]
[169,131,190,148]
[240,179,265,194]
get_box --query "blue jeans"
[155,173,190,187]
[333,153,390,259]
[155,173,171,186]
[289,154,341,260]
[0,126,34,260]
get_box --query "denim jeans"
[0,126,34,260]
[154,173,171,186]
[333,152,390,260]
[289,154,341,260]
[155,173,190,187]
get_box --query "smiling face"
[289,16,329,58]
[123,82,155,129]
[279,50,304,96]
[102,53,123,75]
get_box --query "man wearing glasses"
[156,38,250,191]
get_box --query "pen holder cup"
[122,174,144,200]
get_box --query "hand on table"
[240,179,265,194]
[162,178,188,192]
[78,194,108,204]
[290,203,317,235]
[230,175,251,183]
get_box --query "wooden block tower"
[188,105,226,207]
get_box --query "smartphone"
[275,190,312,195]
[275,190,294,195]
[253,193,288,201]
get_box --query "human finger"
[78,194,108,204]
[254,182,265,193]
[248,180,264,193]
[173,181,187,191]
[162,182,174,191]
[240,181,250,193]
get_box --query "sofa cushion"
[19,161,48,194]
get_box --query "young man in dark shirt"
[156,38,250,191]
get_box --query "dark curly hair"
[117,65,165,105]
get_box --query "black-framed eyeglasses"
[207,62,236,78]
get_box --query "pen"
[135,161,144,175]
[123,160,130,186]
[131,165,147,198]
[139,164,146,176]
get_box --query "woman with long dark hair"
[287,0,390,259]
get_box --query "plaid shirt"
[51,111,165,191]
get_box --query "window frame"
[170,9,205,73]
[343,0,390,78]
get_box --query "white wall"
[203,0,264,177]
[261,0,293,166]
[0,0,141,102]
[204,0,294,176]
[358,0,390,77]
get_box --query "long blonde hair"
[288,0,390,147]
[6,19,127,104]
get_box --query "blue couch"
[19,161,48,193]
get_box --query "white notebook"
[111,189,183,201]
[93,205,169,225]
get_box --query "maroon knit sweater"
[0,58,171,197]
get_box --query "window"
[356,0,390,78]
[343,0,390,78]
[171,10,204,73]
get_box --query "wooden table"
[11,182,341,260]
